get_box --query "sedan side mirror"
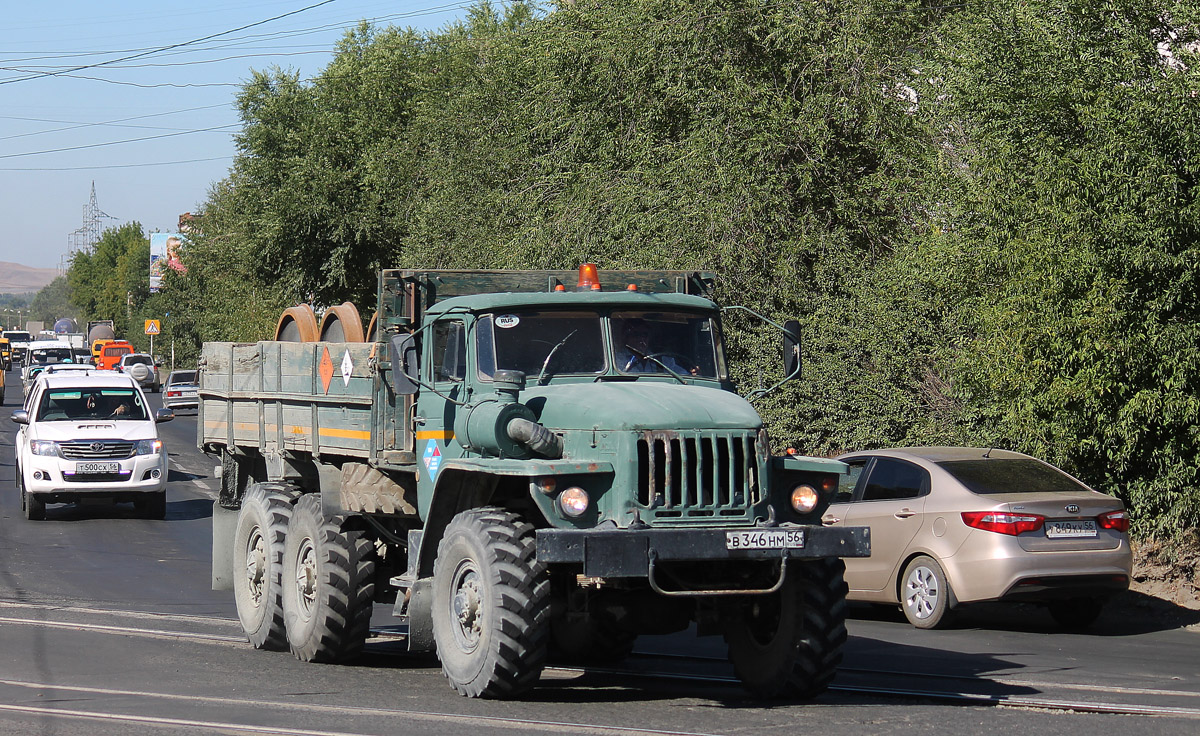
[154,408,175,423]
[11,410,29,425]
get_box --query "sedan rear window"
[937,459,1091,495]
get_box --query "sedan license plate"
[77,461,120,474]
[1045,520,1098,538]
[726,529,805,550]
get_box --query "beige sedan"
[824,447,1132,629]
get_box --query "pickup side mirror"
[782,319,801,381]
[389,333,419,396]
[11,410,30,425]
[155,408,175,423]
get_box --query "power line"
[0,0,340,86]
[0,156,232,172]
[0,124,240,160]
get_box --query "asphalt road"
[1,369,1198,735]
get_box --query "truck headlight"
[30,440,59,457]
[558,487,590,518]
[136,439,163,455]
[790,484,820,514]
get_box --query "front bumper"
[22,454,167,498]
[536,524,871,578]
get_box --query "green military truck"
[200,265,870,699]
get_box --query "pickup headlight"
[135,439,163,455]
[30,440,59,457]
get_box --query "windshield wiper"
[622,344,686,384]
[536,330,579,385]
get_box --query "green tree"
[909,0,1200,534]
[29,276,77,326]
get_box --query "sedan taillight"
[1097,509,1130,533]
[961,510,1044,535]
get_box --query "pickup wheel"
[19,470,45,521]
[281,493,376,663]
[432,507,549,698]
[233,482,298,650]
[722,558,848,699]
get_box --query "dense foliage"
[55,1,1200,537]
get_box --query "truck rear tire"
[722,558,848,699]
[282,493,377,663]
[432,507,549,698]
[233,482,297,650]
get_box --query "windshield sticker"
[495,315,520,329]
[423,441,443,482]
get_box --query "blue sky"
[0,1,474,270]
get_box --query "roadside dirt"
[1118,533,1200,632]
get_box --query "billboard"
[149,233,186,292]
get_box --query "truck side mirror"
[389,333,419,396]
[782,320,801,381]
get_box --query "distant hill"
[0,261,58,294]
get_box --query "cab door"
[414,318,468,509]
[831,457,930,595]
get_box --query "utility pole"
[64,182,115,261]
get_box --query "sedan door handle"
[893,509,916,519]
[822,515,841,525]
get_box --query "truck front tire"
[432,507,549,698]
[233,482,297,650]
[281,493,377,663]
[722,558,848,699]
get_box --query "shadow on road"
[31,497,214,522]
[848,594,1200,636]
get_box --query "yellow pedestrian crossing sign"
[145,319,161,335]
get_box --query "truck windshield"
[477,312,605,379]
[475,309,724,381]
[611,311,723,379]
[3,332,32,342]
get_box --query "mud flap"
[212,501,238,591]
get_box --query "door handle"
[894,509,916,519]
[822,516,841,525]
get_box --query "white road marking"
[0,679,722,735]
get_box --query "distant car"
[162,370,199,411]
[11,370,174,520]
[2,330,34,366]
[0,336,10,370]
[825,447,1132,630]
[116,353,160,393]
[21,340,77,397]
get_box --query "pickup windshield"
[36,388,148,422]
[474,309,724,381]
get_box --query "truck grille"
[59,441,135,460]
[636,430,761,517]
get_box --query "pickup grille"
[59,441,135,460]
[636,430,761,517]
